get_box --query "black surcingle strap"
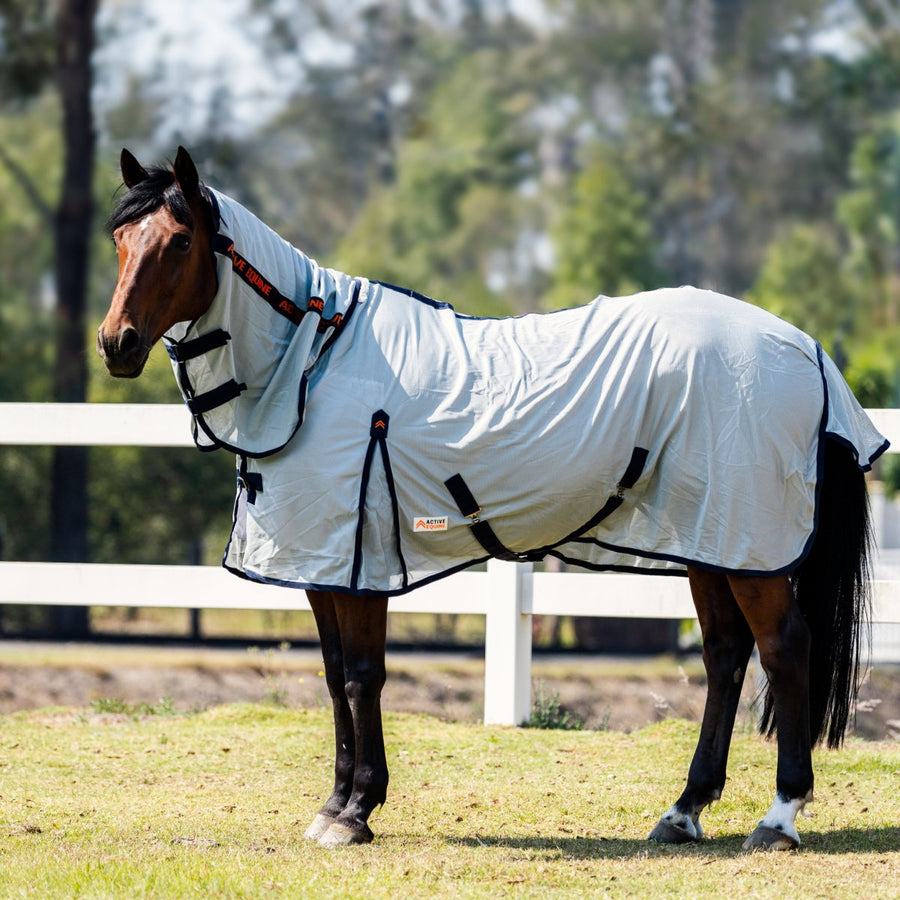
[445,446,650,563]
[444,473,528,563]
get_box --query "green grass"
[0,705,898,899]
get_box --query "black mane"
[106,165,220,235]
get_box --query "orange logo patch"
[413,517,448,533]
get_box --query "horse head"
[98,146,219,377]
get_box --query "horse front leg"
[304,590,356,842]
[729,573,813,851]
[316,591,389,848]
[650,567,755,844]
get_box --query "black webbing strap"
[444,446,650,563]
[558,446,649,540]
[444,473,526,563]
[238,456,264,505]
[443,473,479,518]
[166,329,231,362]
[620,446,649,491]
[186,378,247,416]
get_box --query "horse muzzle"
[96,323,150,378]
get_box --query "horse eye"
[172,233,192,253]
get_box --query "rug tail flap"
[820,349,889,471]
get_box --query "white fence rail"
[2,403,900,726]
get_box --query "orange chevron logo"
[413,516,448,532]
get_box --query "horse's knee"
[344,662,386,706]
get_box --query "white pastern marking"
[660,804,703,839]
[756,794,809,845]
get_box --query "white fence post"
[483,560,533,726]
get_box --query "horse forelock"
[105,165,219,236]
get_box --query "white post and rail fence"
[2,403,900,726]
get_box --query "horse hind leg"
[728,573,813,851]
[650,567,755,844]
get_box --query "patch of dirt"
[0,650,897,741]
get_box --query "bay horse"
[98,147,886,851]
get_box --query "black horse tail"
[760,439,873,748]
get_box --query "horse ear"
[121,148,149,188]
[173,145,201,199]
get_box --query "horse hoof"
[742,825,799,852]
[303,813,336,841]
[318,822,374,848]
[648,819,699,844]
[648,809,701,844]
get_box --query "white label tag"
[413,516,449,533]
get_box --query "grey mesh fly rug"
[163,189,888,597]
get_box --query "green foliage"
[836,115,900,329]
[749,223,857,349]
[334,47,542,316]
[0,1,55,103]
[843,337,900,408]
[549,148,661,308]
[89,695,178,719]
[523,681,585,731]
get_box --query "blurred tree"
[246,0,436,256]
[0,0,98,636]
[836,116,900,329]
[333,45,542,315]
[749,222,857,350]
[0,99,58,572]
[548,147,662,307]
[50,0,97,637]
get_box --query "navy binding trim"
[320,278,362,356]
[169,251,362,460]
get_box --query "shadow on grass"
[449,826,900,859]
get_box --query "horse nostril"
[118,326,141,357]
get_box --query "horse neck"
[212,189,321,310]
[194,189,358,386]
